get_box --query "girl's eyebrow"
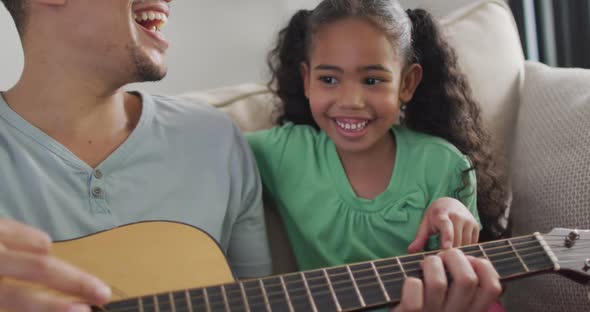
[314,64,392,73]
[314,64,343,72]
[359,64,392,73]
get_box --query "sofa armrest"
[505,61,590,311]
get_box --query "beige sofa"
[182,0,590,310]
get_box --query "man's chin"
[136,67,168,82]
[132,56,168,82]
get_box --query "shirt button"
[92,187,103,198]
[94,169,104,179]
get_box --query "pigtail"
[267,10,317,127]
[405,9,509,241]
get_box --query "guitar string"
[100,239,588,312]
[100,237,574,311]
[130,236,567,300]
[107,234,590,309]
[99,246,545,312]
[100,240,560,312]
[102,247,582,312]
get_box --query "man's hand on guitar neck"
[0,219,111,312]
[392,249,502,312]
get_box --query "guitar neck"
[99,233,558,312]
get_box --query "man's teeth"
[336,120,368,131]
[133,10,168,31]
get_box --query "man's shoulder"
[147,93,238,135]
[150,94,230,120]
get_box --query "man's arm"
[224,126,272,279]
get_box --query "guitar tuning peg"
[565,230,581,248]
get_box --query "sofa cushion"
[505,61,590,311]
[181,83,277,132]
[441,0,524,168]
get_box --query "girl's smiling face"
[301,17,422,155]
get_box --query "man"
[0,0,271,310]
[0,0,502,311]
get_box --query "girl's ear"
[300,62,310,99]
[399,63,423,103]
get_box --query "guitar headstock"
[544,228,590,285]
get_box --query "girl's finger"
[408,217,432,253]
[452,221,463,247]
[462,224,474,246]
[472,227,480,244]
[435,215,454,249]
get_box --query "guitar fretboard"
[97,233,557,312]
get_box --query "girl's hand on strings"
[408,197,480,253]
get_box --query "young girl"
[248,0,508,310]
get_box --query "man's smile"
[132,0,170,33]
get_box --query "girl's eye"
[364,77,383,85]
[319,76,338,85]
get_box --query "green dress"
[247,123,479,271]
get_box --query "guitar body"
[52,221,235,300]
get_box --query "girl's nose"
[338,83,365,110]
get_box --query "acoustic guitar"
[39,221,590,311]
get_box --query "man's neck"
[3,63,143,168]
[5,59,129,128]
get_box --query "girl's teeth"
[336,120,368,131]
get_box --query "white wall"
[0,8,23,93]
[127,0,291,93]
[399,0,480,16]
[288,0,482,17]
[0,1,299,94]
[0,0,480,95]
